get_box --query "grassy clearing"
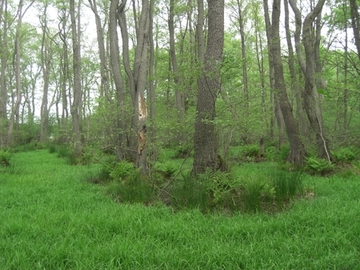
[1,150,360,269]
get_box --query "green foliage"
[229,144,262,162]
[154,162,177,179]
[109,161,136,180]
[306,157,334,175]
[331,147,357,164]
[0,149,12,167]
[170,173,209,211]
[54,145,78,165]
[107,170,154,204]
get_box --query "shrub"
[170,173,209,211]
[0,149,12,167]
[107,169,154,204]
[332,148,357,164]
[154,162,177,179]
[306,157,334,175]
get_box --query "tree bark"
[70,0,82,157]
[350,0,360,59]
[0,0,8,147]
[269,0,306,166]
[263,0,285,146]
[289,0,331,161]
[117,0,150,173]
[193,0,224,174]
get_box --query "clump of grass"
[270,170,303,204]
[169,172,209,211]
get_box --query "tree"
[70,0,82,157]
[266,0,306,165]
[193,0,224,174]
[117,0,150,173]
[289,0,331,161]
[349,0,360,59]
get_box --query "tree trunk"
[169,0,185,123]
[289,0,331,161]
[269,0,306,166]
[0,0,8,148]
[88,0,110,98]
[117,0,149,173]
[70,0,82,157]
[40,3,51,143]
[283,0,308,141]
[350,0,360,59]
[193,0,224,174]
[263,0,285,146]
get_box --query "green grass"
[0,150,360,269]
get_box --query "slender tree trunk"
[263,0,285,146]
[350,0,360,59]
[118,0,149,173]
[0,0,8,147]
[169,0,185,123]
[289,0,330,161]
[283,0,308,141]
[269,0,306,166]
[70,0,82,157]
[193,0,224,174]
[88,0,109,98]
[40,2,51,143]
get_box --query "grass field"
[1,150,359,269]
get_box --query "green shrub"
[0,149,12,167]
[107,170,154,204]
[306,157,334,175]
[109,161,136,180]
[154,162,177,179]
[48,144,57,153]
[170,173,209,211]
[332,148,357,164]
[207,171,237,210]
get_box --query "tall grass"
[0,150,359,268]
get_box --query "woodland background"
[1,0,360,174]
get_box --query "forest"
[1,0,360,268]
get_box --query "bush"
[0,149,12,167]
[306,157,334,175]
[170,173,209,211]
[332,148,357,164]
[107,169,154,204]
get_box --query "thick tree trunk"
[193,0,224,174]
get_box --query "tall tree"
[70,0,82,156]
[349,0,360,59]
[0,0,9,147]
[193,0,224,174]
[117,0,150,173]
[267,0,306,165]
[39,0,52,143]
[289,0,331,161]
[7,0,35,146]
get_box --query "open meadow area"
[1,149,360,269]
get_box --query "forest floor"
[1,150,360,269]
